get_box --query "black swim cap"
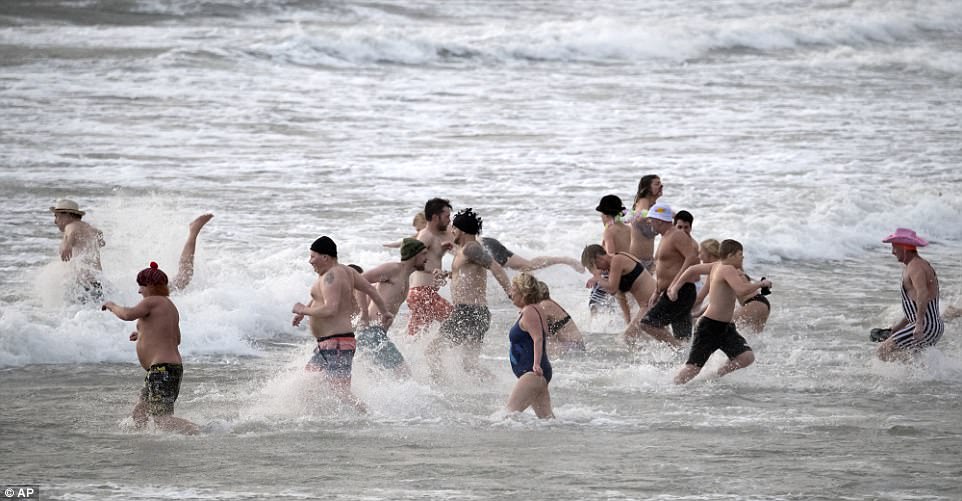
[453,208,482,235]
[310,236,337,258]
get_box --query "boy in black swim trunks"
[667,240,772,384]
[102,262,199,434]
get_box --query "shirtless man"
[102,262,199,434]
[426,208,512,382]
[639,202,700,342]
[354,238,429,378]
[669,240,769,384]
[406,198,455,336]
[581,245,660,345]
[51,199,105,302]
[876,228,944,361]
[291,236,394,412]
[627,175,663,273]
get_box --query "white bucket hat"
[647,202,673,223]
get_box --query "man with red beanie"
[102,262,198,434]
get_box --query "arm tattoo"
[464,242,493,268]
[324,271,336,284]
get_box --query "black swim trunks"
[440,304,491,345]
[641,282,697,339]
[686,316,752,367]
[481,237,514,267]
[140,363,183,416]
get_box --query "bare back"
[904,255,939,303]
[603,222,632,254]
[135,296,183,369]
[540,298,583,345]
[63,220,105,273]
[364,262,411,319]
[628,200,656,260]
[309,265,355,338]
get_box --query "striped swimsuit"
[891,285,944,350]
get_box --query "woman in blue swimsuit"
[505,273,554,419]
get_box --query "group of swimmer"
[47,175,950,431]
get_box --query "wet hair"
[674,210,693,225]
[720,239,743,258]
[412,212,427,230]
[424,198,452,221]
[347,264,363,274]
[633,174,660,206]
[536,280,550,301]
[581,244,607,270]
[700,238,721,259]
[511,272,543,305]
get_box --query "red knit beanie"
[136,262,169,286]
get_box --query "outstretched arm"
[102,298,153,321]
[668,262,714,300]
[723,267,771,298]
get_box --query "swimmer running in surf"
[102,262,199,434]
[669,240,770,384]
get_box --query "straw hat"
[49,199,85,216]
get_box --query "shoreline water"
[2,0,962,499]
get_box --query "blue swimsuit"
[509,310,552,383]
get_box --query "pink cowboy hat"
[882,228,928,247]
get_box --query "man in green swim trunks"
[354,238,430,379]
[102,262,199,434]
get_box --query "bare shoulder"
[322,265,349,287]
[463,241,492,267]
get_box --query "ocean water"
[1,0,961,499]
